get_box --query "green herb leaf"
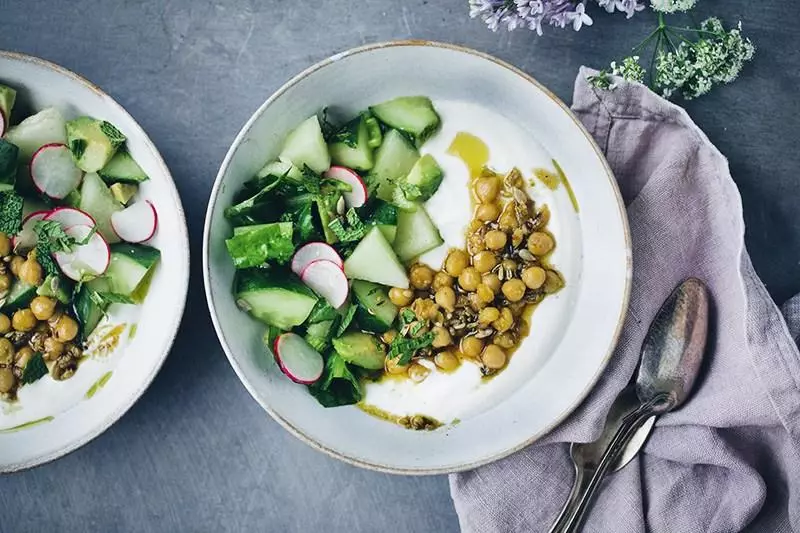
[20,352,48,385]
[99,121,126,146]
[0,139,19,189]
[336,303,357,337]
[308,352,362,407]
[0,190,24,236]
[225,222,295,269]
[70,139,87,160]
[96,292,136,305]
[400,308,416,325]
[306,300,339,324]
[388,331,436,365]
[327,208,367,243]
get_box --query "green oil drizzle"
[85,371,113,399]
[552,159,579,213]
[0,416,54,434]
[128,323,138,340]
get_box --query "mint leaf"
[308,352,362,407]
[389,331,435,365]
[336,303,357,337]
[225,222,295,269]
[0,190,23,236]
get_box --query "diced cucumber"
[63,189,81,208]
[3,280,37,312]
[351,280,398,333]
[343,226,409,288]
[305,319,335,353]
[79,172,123,243]
[74,285,108,339]
[65,117,126,173]
[4,107,67,161]
[256,159,302,181]
[0,139,18,189]
[37,274,73,304]
[393,205,444,262]
[401,154,444,202]
[235,269,318,329]
[332,331,386,370]
[110,183,138,205]
[278,115,330,174]
[98,148,148,184]
[0,85,16,124]
[370,96,441,146]
[377,224,397,244]
[329,114,375,171]
[317,186,342,244]
[367,129,419,203]
[99,243,161,303]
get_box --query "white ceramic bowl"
[0,52,190,472]
[204,41,631,474]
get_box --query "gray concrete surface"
[0,0,797,531]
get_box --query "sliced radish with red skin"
[291,242,343,276]
[12,210,49,252]
[324,166,368,208]
[0,109,6,137]
[273,332,324,385]
[53,224,110,281]
[110,200,158,243]
[45,206,96,229]
[30,143,83,199]
[300,259,349,309]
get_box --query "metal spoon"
[559,278,710,533]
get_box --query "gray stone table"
[0,1,798,531]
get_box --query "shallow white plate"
[204,41,631,474]
[0,52,190,472]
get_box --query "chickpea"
[434,286,456,312]
[412,298,439,321]
[54,315,79,342]
[522,266,547,290]
[381,330,398,344]
[468,292,487,311]
[409,264,435,290]
[30,296,57,321]
[0,273,10,291]
[43,338,64,360]
[527,232,555,256]
[472,251,498,273]
[0,233,11,257]
[476,283,495,304]
[474,177,500,203]
[484,230,507,251]
[432,271,453,291]
[12,309,37,332]
[475,203,500,222]
[19,258,43,286]
[458,267,481,292]
[498,204,518,231]
[502,279,527,302]
[460,336,485,358]
[0,338,13,364]
[481,345,507,370]
[15,346,34,368]
[0,367,14,394]
[9,256,25,277]
[0,314,9,335]
[494,332,516,349]
[434,351,460,371]
[479,307,501,325]
[408,363,431,383]
[388,287,414,307]
[385,355,409,375]
[445,249,470,277]
[482,273,502,293]
[431,326,453,348]
[492,307,515,333]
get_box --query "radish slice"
[324,166,368,208]
[45,207,96,229]
[291,242,343,276]
[53,224,110,281]
[273,332,324,385]
[301,259,349,309]
[30,143,83,199]
[0,109,6,137]
[110,200,157,243]
[12,210,49,252]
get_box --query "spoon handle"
[559,393,669,533]
[547,459,590,533]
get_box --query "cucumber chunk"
[343,226,409,288]
[351,280,398,333]
[367,129,419,203]
[328,114,375,171]
[401,154,444,202]
[79,172,123,243]
[332,331,386,370]
[256,159,302,181]
[0,85,16,124]
[110,183,138,206]
[278,115,330,174]
[370,96,441,146]
[235,268,318,329]
[393,205,444,262]
[98,148,148,184]
[4,107,67,161]
[98,243,161,303]
[65,117,126,172]
[3,280,37,312]
[37,274,73,304]
[377,224,397,244]
[74,285,108,339]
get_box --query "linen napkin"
[449,68,800,533]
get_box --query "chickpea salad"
[224,96,562,423]
[0,83,160,401]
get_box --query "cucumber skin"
[3,281,37,313]
[235,268,318,329]
[98,149,149,184]
[370,97,441,147]
[329,114,375,171]
[74,285,108,339]
[110,243,161,269]
[332,332,386,370]
[351,280,397,333]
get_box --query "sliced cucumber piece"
[367,129,419,203]
[37,274,73,304]
[0,85,16,125]
[370,96,441,146]
[74,285,108,339]
[110,183,138,205]
[278,115,330,174]
[256,159,302,181]
[100,243,161,303]
[235,269,318,329]
[98,148,148,184]
[377,224,397,244]
[4,107,67,161]
[401,154,444,202]
[3,280,37,312]
[79,172,123,243]
[329,114,375,171]
[351,280,398,333]
[343,226,409,288]
[66,117,126,173]
[332,331,386,370]
[393,205,444,262]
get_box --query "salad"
[0,82,160,401]
[224,96,563,420]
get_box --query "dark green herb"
[0,139,18,189]
[307,300,339,324]
[328,208,367,243]
[400,308,416,325]
[20,353,48,385]
[336,303,357,336]
[308,352,362,407]
[388,331,436,365]
[0,190,24,236]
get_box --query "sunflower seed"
[336,196,346,215]
[475,328,494,339]
[512,187,527,204]
[518,249,536,262]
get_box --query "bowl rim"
[203,40,632,475]
[0,50,191,473]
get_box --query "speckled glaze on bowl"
[204,41,631,475]
[0,51,190,472]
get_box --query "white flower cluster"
[650,0,698,13]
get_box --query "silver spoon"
[559,278,710,533]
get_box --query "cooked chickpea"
[460,336,485,358]
[458,267,481,292]
[412,298,439,321]
[484,230,507,251]
[445,249,470,277]
[434,351,460,371]
[474,176,500,203]
[476,283,495,304]
[12,309,36,332]
[502,279,527,302]
[492,307,515,333]
[479,307,501,325]
[0,368,14,394]
[0,273,10,291]
[431,326,453,348]
[432,271,453,291]
[388,287,414,307]
[502,259,517,272]
[0,314,10,334]
[482,273,502,293]
[9,256,25,277]
[19,258,43,286]
[475,203,500,222]
[385,355,409,375]
[434,286,456,312]
[481,345,507,370]
[468,292,487,311]
[494,332,516,348]
[408,363,431,383]
[521,266,547,290]
[472,251,498,273]
[0,233,11,257]
[44,337,64,360]
[15,346,34,368]
[381,330,398,344]
[0,338,14,364]
[409,264,435,290]
[54,315,79,342]
[527,232,555,256]
[30,296,57,321]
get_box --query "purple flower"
[469,0,645,33]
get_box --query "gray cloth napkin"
[449,68,800,533]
